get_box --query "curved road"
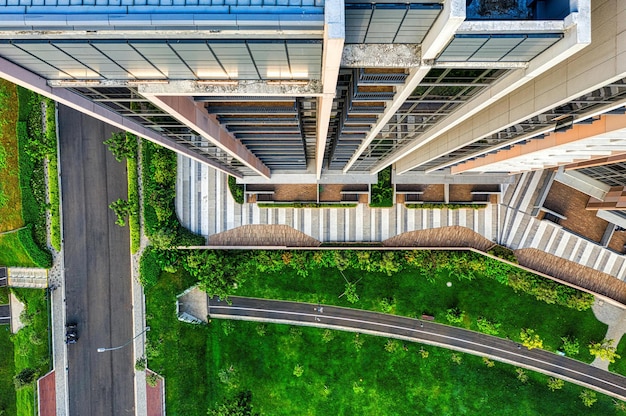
[209,296,626,401]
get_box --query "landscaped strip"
[142,140,205,247]
[11,288,51,416]
[127,138,140,253]
[0,288,17,416]
[142,260,620,415]
[370,165,393,207]
[44,98,61,251]
[257,202,358,209]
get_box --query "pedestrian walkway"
[176,158,625,283]
[7,267,48,288]
[499,171,626,281]
[176,156,500,244]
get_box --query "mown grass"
[145,268,620,415]
[0,231,37,267]
[236,265,606,363]
[11,288,51,416]
[0,324,17,416]
[0,79,24,232]
[609,336,626,376]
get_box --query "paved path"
[0,304,9,325]
[208,296,626,401]
[177,159,625,281]
[59,105,135,416]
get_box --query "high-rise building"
[2,0,624,183]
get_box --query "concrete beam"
[554,167,610,200]
[143,94,271,178]
[341,44,420,68]
[389,1,595,174]
[315,0,344,179]
[136,79,322,96]
[342,0,465,173]
[0,54,245,178]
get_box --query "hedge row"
[127,138,140,253]
[45,99,61,251]
[227,175,244,204]
[141,140,205,247]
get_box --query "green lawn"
[236,264,606,363]
[609,336,626,376]
[145,265,622,416]
[0,324,17,416]
[0,231,37,267]
[11,288,51,416]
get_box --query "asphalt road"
[209,296,626,401]
[59,105,134,416]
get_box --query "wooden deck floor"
[543,182,609,243]
[383,226,495,251]
[515,248,626,305]
[208,224,321,247]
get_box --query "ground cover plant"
[143,264,621,415]
[11,288,51,416]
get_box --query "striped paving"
[177,156,499,245]
[176,157,625,280]
[499,171,626,281]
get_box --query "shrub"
[476,317,500,336]
[228,176,244,204]
[146,372,160,387]
[561,336,580,356]
[18,226,52,268]
[547,377,564,391]
[127,155,140,253]
[370,166,393,207]
[13,368,38,390]
[446,308,465,325]
[487,245,518,263]
[139,247,161,289]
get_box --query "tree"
[520,328,543,350]
[580,390,597,407]
[109,198,132,226]
[209,391,259,416]
[13,368,38,390]
[419,348,429,359]
[451,353,462,365]
[293,364,304,377]
[589,339,621,363]
[104,132,137,161]
[547,377,564,391]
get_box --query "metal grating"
[346,68,509,172]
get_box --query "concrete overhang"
[341,44,421,68]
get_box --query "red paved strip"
[146,370,164,416]
[38,370,56,416]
